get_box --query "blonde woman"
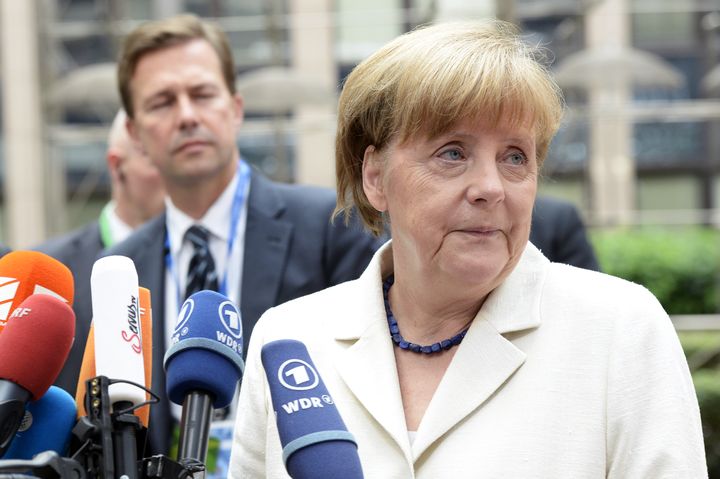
[230,21,707,478]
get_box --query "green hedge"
[591,227,720,314]
[688,366,720,476]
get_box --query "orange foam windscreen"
[0,251,74,334]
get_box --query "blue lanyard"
[164,160,251,311]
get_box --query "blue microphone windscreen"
[261,340,363,479]
[3,386,76,459]
[164,290,245,408]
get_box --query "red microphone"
[0,294,75,456]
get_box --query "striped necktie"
[184,225,219,299]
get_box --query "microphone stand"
[71,376,207,479]
[0,450,87,478]
[73,376,143,479]
[177,391,213,464]
[113,400,141,479]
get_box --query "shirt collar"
[165,171,240,254]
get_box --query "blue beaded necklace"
[383,275,469,354]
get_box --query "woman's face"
[363,115,537,292]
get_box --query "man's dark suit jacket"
[530,196,599,271]
[62,169,384,455]
[34,221,104,393]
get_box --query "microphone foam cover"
[74,323,96,417]
[136,287,153,426]
[261,340,363,479]
[4,386,77,459]
[0,250,74,333]
[0,294,75,400]
[91,255,145,406]
[164,290,244,408]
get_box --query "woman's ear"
[362,145,387,212]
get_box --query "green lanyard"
[98,202,115,249]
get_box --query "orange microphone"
[136,286,153,426]
[74,322,96,418]
[0,250,74,333]
[75,287,153,428]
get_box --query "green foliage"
[682,331,720,370]
[591,227,720,314]
[691,368,720,476]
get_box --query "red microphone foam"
[0,250,74,334]
[0,294,75,400]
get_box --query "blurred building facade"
[1,0,720,247]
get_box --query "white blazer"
[229,241,707,478]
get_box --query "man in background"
[65,14,383,459]
[35,109,165,392]
[530,195,600,271]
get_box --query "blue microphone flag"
[261,339,363,479]
[164,290,244,408]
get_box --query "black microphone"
[163,290,245,465]
[261,339,364,479]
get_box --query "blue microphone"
[164,290,244,465]
[261,340,363,479]
[3,386,76,459]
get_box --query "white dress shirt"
[163,171,249,419]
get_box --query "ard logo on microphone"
[277,358,335,414]
[216,301,242,354]
[278,359,320,391]
[172,298,195,344]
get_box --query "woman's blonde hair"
[335,20,564,236]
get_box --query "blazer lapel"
[240,171,292,348]
[337,318,412,457]
[332,242,550,462]
[333,245,414,459]
[412,244,550,459]
[411,319,527,458]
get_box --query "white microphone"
[90,256,145,407]
[90,255,146,479]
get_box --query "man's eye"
[148,99,171,110]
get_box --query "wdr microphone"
[0,294,75,456]
[0,250,74,333]
[4,386,77,459]
[261,340,363,479]
[164,290,245,464]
